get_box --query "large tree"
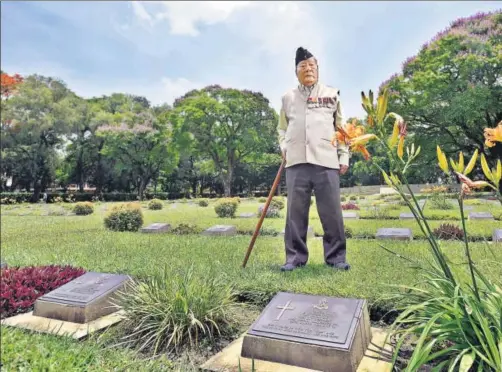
[170,85,278,196]
[380,11,502,181]
[2,74,77,200]
[97,98,180,200]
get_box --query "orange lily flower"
[332,120,376,160]
[455,172,490,196]
[484,121,502,148]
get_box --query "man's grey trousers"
[284,163,346,266]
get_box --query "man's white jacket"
[278,82,350,169]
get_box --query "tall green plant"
[113,265,240,355]
[333,88,502,371]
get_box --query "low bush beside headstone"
[104,203,144,232]
[214,198,239,218]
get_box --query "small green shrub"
[345,226,353,238]
[115,265,239,354]
[171,223,199,235]
[73,202,94,216]
[349,195,358,201]
[258,205,280,218]
[148,199,163,210]
[198,199,209,207]
[258,197,266,203]
[104,203,143,232]
[429,192,453,210]
[270,197,285,210]
[214,198,239,218]
[340,195,347,202]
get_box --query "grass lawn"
[1,198,501,370]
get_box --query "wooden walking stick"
[242,158,286,268]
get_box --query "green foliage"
[214,198,239,218]
[258,197,266,203]
[270,197,285,210]
[198,199,209,207]
[169,85,278,196]
[258,205,280,218]
[0,327,170,371]
[349,195,358,201]
[381,11,502,176]
[73,202,94,216]
[115,265,239,354]
[147,199,163,210]
[171,223,199,235]
[429,192,454,210]
[104,203,144,232]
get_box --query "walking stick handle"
[242,158,286,268]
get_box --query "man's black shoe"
[329,262,351,271]
[280,263,305,272]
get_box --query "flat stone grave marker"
[379,187,397,195]
[239,212,256,218]
[399,213,414,220]
[468,212,494,220]
[376,228,413,240]
[240,291,371,371]
[342,212,359,219]
[493,229,502,243]
[33,272,130,324]
[140,223,171,233]
[280,226,314,237]
[201,225,237,236]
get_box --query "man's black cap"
[295,47,314,67]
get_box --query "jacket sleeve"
[277,96,288,152]
[335,97,350,166]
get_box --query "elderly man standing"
[277,46,350,272]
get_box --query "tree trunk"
[222,170,232,197]
[138,177,149,201]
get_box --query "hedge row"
[0,192,174,204]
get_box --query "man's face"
[296,57,318,86]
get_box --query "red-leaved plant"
[1,265,86,319]
[341,202,360,210]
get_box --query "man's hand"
[340,165,349,175]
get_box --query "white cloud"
[127,1,330,112]
[156,1,252,36]
[131,2,153,26]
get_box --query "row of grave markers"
[1,271,390,371]
[139,221,502,242]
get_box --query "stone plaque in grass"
[376,228,412,240]
[33,272,130,324]
[468,212,494,220]
[239,212,256,218]
[342,212,359,219]
[493,229,502,243]
[399,212,414,220]
[280,226,314,237]
[201,225,237,236]
[140,223,171,233]
[241,291,371,371]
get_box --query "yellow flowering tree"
[334,88,502,371]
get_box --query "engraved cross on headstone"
[275,300,295,320]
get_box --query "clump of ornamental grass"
[336,88,502,371]
[113,265,240,355]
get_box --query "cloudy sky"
[1,1,499,119]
